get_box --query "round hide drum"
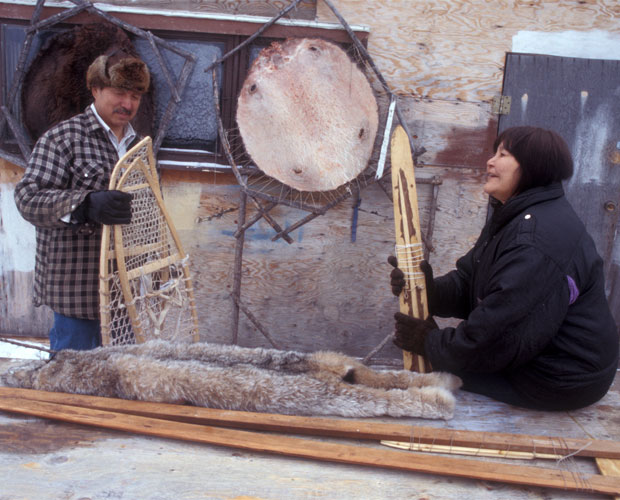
[236,38,378,192]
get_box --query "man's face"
[91,86,142,133]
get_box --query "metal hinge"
[492,95,512,115]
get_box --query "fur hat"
[86,54,150,93]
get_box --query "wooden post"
[390,125,431,372]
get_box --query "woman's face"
[484,143,522,203]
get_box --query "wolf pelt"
[0,340,461,420]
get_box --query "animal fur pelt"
[0,341,461,420]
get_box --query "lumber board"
[0,396,619,495]
[597,458,620,500]
[2,387,620,460]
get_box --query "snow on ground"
[0,340,49,360]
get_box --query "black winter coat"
[425,183,618,407]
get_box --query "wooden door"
[498,53,620,327]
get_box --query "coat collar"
[488,183,565,235]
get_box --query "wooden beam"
[597,458,620,500]
[0,396,619,495]
[2,387,620,460]
[0,4,367,43]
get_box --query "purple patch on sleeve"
[566,275,579,305]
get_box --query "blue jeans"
[49,312,101,351]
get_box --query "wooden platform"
[0,356,618,499]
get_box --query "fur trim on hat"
[86,55,150,93]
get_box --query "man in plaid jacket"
[15,53,150,351]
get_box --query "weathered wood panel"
[160,167,486,358]
[94,0,317,19]
[0,3,364,44]
[0,0,317,20]
[0,160,52,336]
[317,0,620,102]
[398,98,497,169]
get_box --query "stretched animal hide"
[236,37,379,192]
[1,341,461,420]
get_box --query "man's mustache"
[113,107,132,116]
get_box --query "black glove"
[388,256,435,298]
[392,311,438,356]
[420,260,435,306]
[388,255,406,296]
[81,190,133,225]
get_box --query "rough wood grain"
[84,0,318,19]
[316,0,620,101]
[154,165,487,359]
[391,125,430,372]
[1,396,620,495]
[597,458,620,500]
[3,387,620,460]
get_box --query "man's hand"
[392,312,438,355]
[86,190,133,225]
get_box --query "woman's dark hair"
[493,126,574,195]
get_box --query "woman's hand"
[392,312,438,355]
[388,256,435,301]
[387,255,406,296]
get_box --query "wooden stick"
[0,396,618,495]
[99,219,114,345]
[2,388,620,460]
[390,125,431,372]
[381,440,563,461]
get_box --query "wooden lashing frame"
[100,137,199,345]
[1,388,620,496]
[390,125,431,372]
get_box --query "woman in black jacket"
[390,126,619,410]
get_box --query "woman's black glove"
[387,255,406,296]
[420,260,435,304]
[392,311,438,356]
[388,256,435,301]
[74,190,133,225]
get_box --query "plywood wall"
[1,0,618,362]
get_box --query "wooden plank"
[391,125,431,372]
[3,387,620,460]
[88,0,318,20]
[597,458,620,500]
[0,396,619,495]
[0,3,368,43]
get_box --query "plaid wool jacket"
[15,107,129,320]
